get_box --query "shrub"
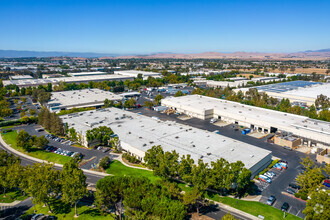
[123,153,140,164]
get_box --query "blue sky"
[0,0,329,54]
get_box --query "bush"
[0,116,37,127]
[268,159,279,169]
[123,153,140,164]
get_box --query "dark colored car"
[289,183,301,190]
[281,202,289,212]
[287,188,295,195]
[279,160,288,164]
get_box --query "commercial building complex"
[114,70,162,79]
[161,95,330,147]
[2,74,134,87]
[68,71,109,77]
[194,77,281,88]
[60,107,272,177]
[47,89,122,112]
[234,81,329,106]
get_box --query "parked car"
[273,164,282,170]
[289,183,301,190]
[279,162,288,169]
[283,146,292,151]
[287,188,295,195]
[279,160,288,164]
[281,202,289,212]
[259,175,272,183]
[31,213,44,220]
[266,195,276,205]
[323,179,330,187]
[210,118,217,123]
[264,173,273,179]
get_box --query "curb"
[0,134,109,177]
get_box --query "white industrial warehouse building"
[2,74,134,87]
[114,70,162,79]
[47,89,122,112]
[234,81,330,106]
[60,108,272,177]
[161,95,330,147]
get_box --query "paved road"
[202,204,254,220]
[131,107,308,218]
[0,198,33,220]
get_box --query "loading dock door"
[270,127,278,133]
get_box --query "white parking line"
[288,205,292,214]
[296,210,301,216]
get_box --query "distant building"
[46,89,122,112]
[68,71,108,77]
[114,70,162,80]
[234,81,329,106]
[9,75,33,80]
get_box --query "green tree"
[24,163,61,213]
[178,154,194,183]
[86,126,114,147]
[315,94,330,110]
[144,100,154,109]
[144,145,164,170]
[174,90,184,97]
[182,186,204,216]
[297,157,325,194]
[16,130,33,151]
[0,150,21,196]
[34,135,49,149]
[154,94,164,105]
[303,190,330,220]
[124,98,136,108]
[99,156,110,170]
[61,160,87,217]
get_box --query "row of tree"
[143,146,251,214]
[38,107,65,135]
[0,150,87,217]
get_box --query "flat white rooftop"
[9,75,33,80]
[162,95,330,141]
[114,70,161,77]
[3,74,134,87]
[68,72,108,77]
[60,108,272,170]
[283,83,330,98]
[47,89,122,111]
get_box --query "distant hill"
[0,50,119,58]
[0,49,329,60]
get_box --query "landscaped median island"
[1,129,71,164]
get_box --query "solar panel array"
[254,81,322,93]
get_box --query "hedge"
[0,116,37,127]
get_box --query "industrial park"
[0,0,329,219]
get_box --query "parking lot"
[16,124,117,170]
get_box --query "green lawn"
[106,160,161,183]
[206,192,301,220]
[23,200,114,220]
[1,130,71,164]
[0,189,28,203]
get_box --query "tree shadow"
[51,199,71,214]
[80,207,103,217]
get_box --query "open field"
[1,130,71,164]
[106,160,161,183]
